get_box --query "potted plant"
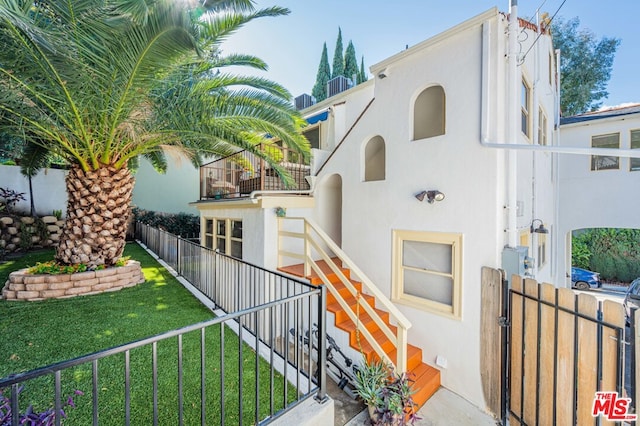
[353,357,420,425]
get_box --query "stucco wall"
[132,155,201,215]
[0,165,67,216]
[306,11,558,409]
[315,24,495,408]
[557,113,640,284]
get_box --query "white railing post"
[396,328,408,373]
[276,217,282,269]
[303,220,311,277]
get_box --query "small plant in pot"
[353,357,420,425]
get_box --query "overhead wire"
[518,0,569,64]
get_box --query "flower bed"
[1,261,144,301]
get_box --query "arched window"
[413,85,445,140]
[364,136,385,181]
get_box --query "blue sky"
[224,0,639,109]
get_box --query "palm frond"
[19,140,52,178]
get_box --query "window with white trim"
[630,130,640,171]
[303,125,321,149]
[521,79,531,138]
[537,231,547,268]
[538,108,548,146]
[392,230,462,319]
[204,218,242,258]
[591,133,619,171]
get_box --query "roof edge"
[370,7,499,73]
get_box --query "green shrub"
[574,228,640,282]
[132,208,199,237]
[571,233,591,269]
[613,255,632,282]
[18,222,33,250]
[25,259,132,275]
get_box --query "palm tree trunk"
[55,164,134,267]
[28,175,35,216]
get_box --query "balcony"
[200,144,311,200]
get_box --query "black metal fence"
[0,223,327,425]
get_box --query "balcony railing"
[200,144,311,200]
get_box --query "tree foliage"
[0,0,309,176]
[357,56,367,84]
[344,41,358,82]
[0,0,309,266]
[311,42,330,102]
[311,29,368,100]
[552,17,620,116]
[572,228,640,282]
[331,27,344,79]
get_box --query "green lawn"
[0,243,295,424]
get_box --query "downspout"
[506,0,519,248]
[554,48,563,284]
[531,10,540,275]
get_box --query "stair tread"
[327,293,374,308]
[408,363,441,408]
[278,258,342,278]
[329,303,389,322]
[279,261,441,409]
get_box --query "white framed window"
[537,231,547,268]
[521,79,531,139]
[538,108,548,146]
[204,218,242,258]
[392,230,462,319]
[303,125,321,150]
[630,129,640,171]
[591,133,619,171]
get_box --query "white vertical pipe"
[507,0,519,248]
[554,48,563,284]
[531,11,540,275]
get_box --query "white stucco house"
[187,6,560,414]
[556,104,640,284]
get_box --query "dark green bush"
[571,232,591,269]
[575,228,640,282]
[132,208,200,237]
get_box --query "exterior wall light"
[530,219,549,234]
[415,190,445,204]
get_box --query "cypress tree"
[357,56,367,84]
[344,41,358,84]
[331,27,344,79]
[311,43,331,102]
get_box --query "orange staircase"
[279,259,441,409]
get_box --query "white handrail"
[278,216,411,372]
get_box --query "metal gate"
[480,268,634,425]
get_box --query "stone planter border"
[1,261,145,301]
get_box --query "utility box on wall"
[502,246,531,283]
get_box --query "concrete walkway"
[343,388,498,426]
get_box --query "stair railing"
[278,216,411,372]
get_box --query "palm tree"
[0,0,309,267]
